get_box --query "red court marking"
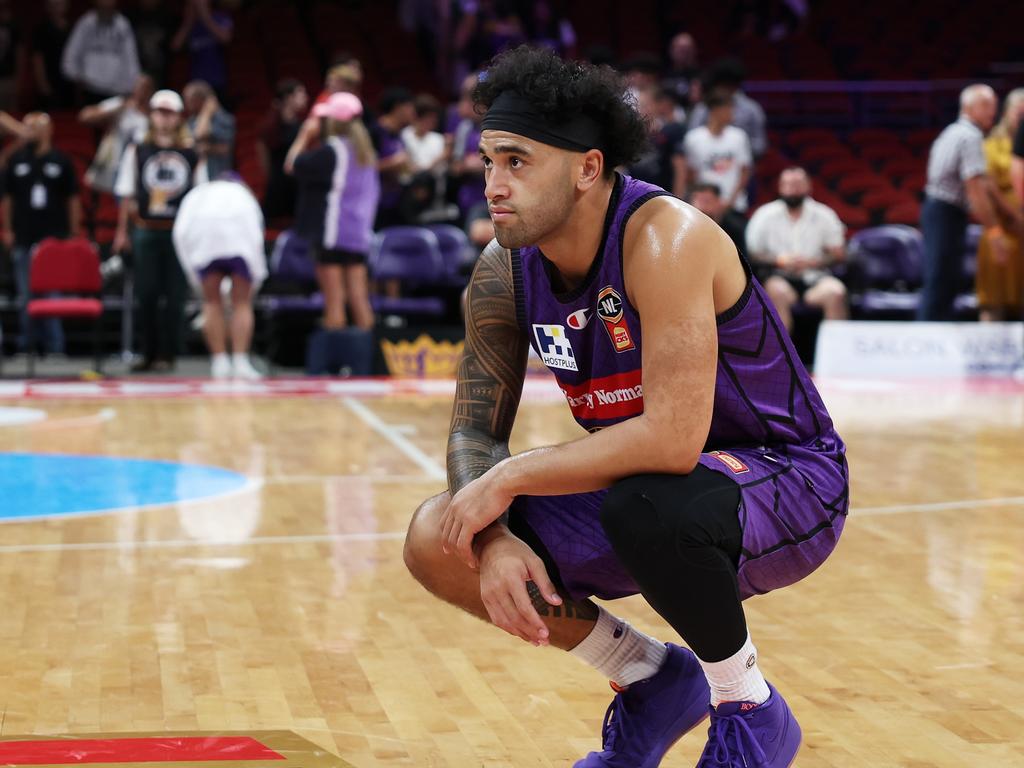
[0,736,285,764]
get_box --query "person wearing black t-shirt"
[114,89,206,373]
[31,0,75,110]
[1,112,81,354]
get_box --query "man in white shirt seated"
[745,167,848,331]
[680,91,752,214]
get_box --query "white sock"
[231,353,250,366]
[697,633,771,707]
[569,606,668,687]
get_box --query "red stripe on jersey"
[559,369,644,422]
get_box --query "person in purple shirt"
[450,72,486,221]
[403,47,848,768]
[171,0,232,99]
[285,92,379,332]
[371,87,414,228]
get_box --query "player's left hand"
[440,465,514,568]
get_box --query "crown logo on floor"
[381,335,464,378]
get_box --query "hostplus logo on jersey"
[533,324,578,371]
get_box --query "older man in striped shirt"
[920,84,1006,321]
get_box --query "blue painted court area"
[0,453,250,520]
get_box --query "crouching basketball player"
[404,46,848,768]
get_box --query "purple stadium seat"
[425,223,474,286]
[369,227,446,317]
[259,230,324,369]
[847,225,924,316]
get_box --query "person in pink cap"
[285,91,379,334]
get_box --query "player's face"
[479,130,577,249]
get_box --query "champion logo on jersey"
[533,324,578,371]
[566,308,591,330]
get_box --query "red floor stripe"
[0,736,285,764]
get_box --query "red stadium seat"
[818,157,869,183]
[26,237,104,376]
[883,200,922,226]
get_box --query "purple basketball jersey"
[511,174,848,599]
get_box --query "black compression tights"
[599,466,747,663]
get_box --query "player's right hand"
[477,530,563,646]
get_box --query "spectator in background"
[61,0,140,104]
[976,88,1024,322]
[257,78,307,221]
[746,167,847,332]
[688,58,767,159]
[464,202,494,250]
[113,89,206,372]
[32,0,75,110]
[173,173,265,380]
[689,182,746,253]
[171,0,232,101]
[79,73,153,195]
[628,84,686,196]
[920,84,1003,321]
[1012,97,1024,204]
[527,0,576,58]
[371,87,414,228]
[681,91,752,214]
[401,93,448,220]
[662,32,700,112]
[451,0,526,89]
[621,52,662,94]
[183,79,235,179]
[1,112,82,355]
[314,57,363,108]
[450,73,485,221]
[130,0,174,87]
[0,0,19,110]
[285,92,379,333]
[402,94,446,176]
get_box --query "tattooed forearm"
[447,241,528,494]
[526,581,600,621]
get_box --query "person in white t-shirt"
[681,92,752,213]
[172,173,266,380]
[401,93,447,174]
[745,167,848,331]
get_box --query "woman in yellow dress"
[977,88,1024,321]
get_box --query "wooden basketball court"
[0,376,1021,767]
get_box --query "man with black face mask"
[746,166,848,332]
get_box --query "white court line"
[29,407,117,430]
[0,530,406,554]
[1,493,1020,554]
[342,397,447,482]
[263,474,438,485]
[854,495,1024,517]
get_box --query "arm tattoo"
[447,241,528,494]
[526,581,599,621]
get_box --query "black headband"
[480,91,604,153]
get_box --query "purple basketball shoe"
[574,643,710,768]
[696,683,801,767]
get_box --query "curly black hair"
[472,45,649,176]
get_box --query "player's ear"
[575,148,604,191]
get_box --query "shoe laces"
[600,687,641,753]
[697,707,768,767]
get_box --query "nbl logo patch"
[532,324,578,371]
[597,286,636,353]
